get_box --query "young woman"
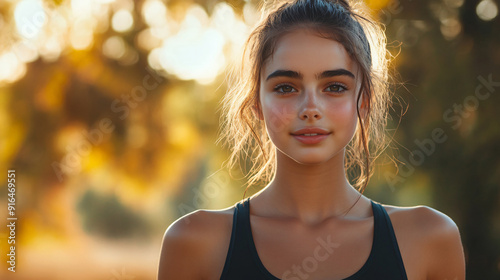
[157,0,466,279]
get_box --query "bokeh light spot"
[0,52,26,83]
[476,0,498,21]
[112,9,134,32]
[14,0,47,39]
[142,0,168,27]
[158,5,226,84]
[70,18,94,50]
[440,18,462,40]
[102,36,126,60]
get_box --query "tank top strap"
[220,197,259,280]
[239,197,281,279]
[369,200,408,279]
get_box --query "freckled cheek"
[261,100,296,134]
[327,101,358,128]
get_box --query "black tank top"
[220,198,408,280]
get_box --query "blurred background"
[0,0,498,279]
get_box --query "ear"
[252,103,264,121]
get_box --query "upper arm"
[417,206,466,280]
[157,211,207,280]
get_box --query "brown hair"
[217,0,394,198]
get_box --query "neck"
[254,148,362,224]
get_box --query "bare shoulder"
[162,206,235,240]
[380,203,466,280]
[381,203,460,234]
[157,205,236,280]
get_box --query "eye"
[325,83,348,93]
[273,83,297,94]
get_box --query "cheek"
[261,98,296,135]
[328,99,358,129]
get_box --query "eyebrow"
[265,69,355,81]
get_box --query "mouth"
[290,127,331,136]
[290,133,330,136]
[291,133,331,144]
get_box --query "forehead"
[261,28,358,79]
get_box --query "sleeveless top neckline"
[220,197,408,280]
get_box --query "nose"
[299,91,322,120]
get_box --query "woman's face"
[258,28,362,165]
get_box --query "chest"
[249,216,376,279]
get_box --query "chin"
[295,158,331,166]
[281,149,339,165]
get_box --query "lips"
[290,127,331,136]
[290,127,332,145]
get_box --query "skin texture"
[157,28,466,280]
